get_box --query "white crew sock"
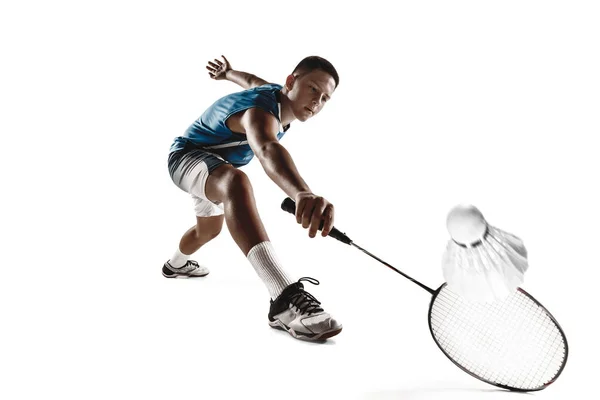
[247,241,295,299]
[169,248,190,269]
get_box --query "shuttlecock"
[442,204,529,302]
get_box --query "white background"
[1,0,598,399]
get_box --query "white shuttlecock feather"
[442,204,529,302]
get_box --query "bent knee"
[221,168,253,198]
[205,166,254,203]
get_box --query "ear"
[285,74,296,91]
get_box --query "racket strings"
[429,286,566,390]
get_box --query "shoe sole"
[162,270,209,279]
[269,320,343,341]
[162,272,209,278]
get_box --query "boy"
[165,55,341,341]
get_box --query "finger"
[296,199,306,224]
[308,206,324,238]
[309,199,328,237]
[206,65,215,72]
[305,197,325,233]
[208,61,220,69]
[302,200,316,229]
[214,59,223,66]
[222,55,230,65]
[321,205,334,236]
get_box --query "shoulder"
[246,83,283,101]
[225,103,279,135]
[221,83,281,108]
[257,83,283,91]
[221,84,283,133]
[239,107,280,134]
[238,84,283,121]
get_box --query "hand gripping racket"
[281,198,568,392]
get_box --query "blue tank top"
[170,83,290,168]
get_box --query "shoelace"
[289,277,324,315]
[173,260,199,271]
[167,260,198,270]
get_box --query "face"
[285,69,336,122]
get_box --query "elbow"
[255,141,281,162]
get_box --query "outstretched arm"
[206,55,269,89]
[241,108,335,238]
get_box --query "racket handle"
[280,198,352,245]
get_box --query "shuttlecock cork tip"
[446,204,487,246]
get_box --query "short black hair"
[292,56,339,88]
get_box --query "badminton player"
[164,55,342,341]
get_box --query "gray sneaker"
[268,277,342,341]
[162,260,209,278]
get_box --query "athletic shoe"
[268,277,342,341]
[162,260,209,278]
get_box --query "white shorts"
[168,146,229,217]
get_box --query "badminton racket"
[281,197,568,392]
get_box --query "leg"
[164,149,228,277]
[179,215,225,255]
[204,165,299,296]
[204,164,269,255]
[167,150,341,340]
[164,216,224,278]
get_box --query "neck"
[279,89,295,126]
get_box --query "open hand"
[206,55,231,80]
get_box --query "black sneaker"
[162,260,209,278]
[268,277,342,341]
